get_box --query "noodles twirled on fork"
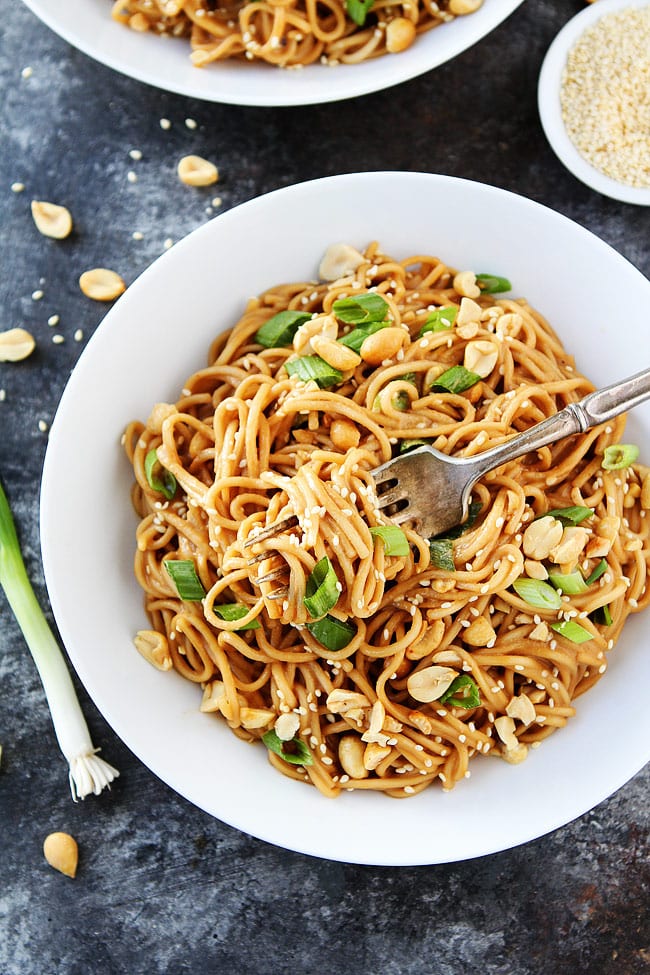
[124,242,649,797]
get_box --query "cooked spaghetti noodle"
[124,241,650,798]
[111,0,472,69]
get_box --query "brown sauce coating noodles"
[124,242,650,798]
[111,0,469,68]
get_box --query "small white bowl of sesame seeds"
[538,0,650,206]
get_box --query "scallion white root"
[0,479,119,800]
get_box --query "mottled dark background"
[1,1,649,972]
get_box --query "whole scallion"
[0,479,118,800]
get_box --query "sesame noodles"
[123,242,649,798]
[111,0,469,69]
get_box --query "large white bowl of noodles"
[22,0,525,106]
[41,173,650,865]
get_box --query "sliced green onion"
[431,365,481,395]
[164,559,206,601]
[345,0,374,23]
[440,674,481,709]
[306,614,356,651]
[476,273,512,293]
[512,577,562,610]
[602,444,639,470]
[438,500,483,541]
[585,559,608,586]
[144,448,177,500]
[370,525,409,556]
[0,478,118,799]
[254,310,311,349]
[338,319,388,352]
[429,538,455,571]
[212,603,260,631]
[285,355,344,389]
[399,438,429,453]
[547,570,589,595]
[592,604,613,626]
[304,557,340,618]
[333,292,388,324]
[542,505,594,525]
[262,730,313,766]
[419,305,457,336]
[550,619,593,644]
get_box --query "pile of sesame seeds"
[560,6,650,188]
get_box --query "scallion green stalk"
[0,479,118,800]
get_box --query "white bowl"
[23,0,525,107]
[41,172,650,865]
[538,0,650,206]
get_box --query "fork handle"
[466,367,650,478]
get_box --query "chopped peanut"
[330,418,361,450]
[522,515,563,560]
[30,200,73,239]
[506,694,536,726]
[453,271,481,299]
[464,339,498,378]
[407,665,457,703]
[134,630,172,671]
[359,327,407,365]
[338,734,368,779]
[386,17,417,53]
[319,244,365,281]
[79,268,126,301]
[0,328,35,362]
[177,155,219,186]
[463,615,496,647]
[310,334,361,371]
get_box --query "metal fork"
[372,367,650,539]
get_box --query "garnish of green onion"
[550,620,593,644]
[429,538,455,571]
[542,505,594,525]
[602,444,639,470]
[431,365,481,395]
[370,525,409,556]
[144,448,177,500]
[254,310,312,349]
[306,614,356,651]
[338,320,388,352]
[345,0,374,24]
[585,559,608,586]
[419,306,457,336]
[399,438,429,453]
[440,674,481,709]
[285,355,344,389]
[592,604,613,626]
[304,557,340,618]
[476,273,512,294]
[212,603,260,630]
[547,570,589,595]
[512,577,562,610]
[262,730,313,766]
[333,292,388,324]
[0,478,119,799]
[164,559,206,601]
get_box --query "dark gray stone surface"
[1,1,649,972]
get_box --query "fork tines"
[243,514,300,547]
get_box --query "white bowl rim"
[538,0,650,207]
[23,0,525,107]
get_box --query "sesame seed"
[74,329,83,342]
[52,334,64,345]
[11,181,25,193]
[127,171,138,183]
[160,118,171,130]
[129,148,143,160]
[32,289,43,301]
[0,390,5,402]
[38,419,48,432]
[21,66,33,78]
[185,118,198,129]
[132,231,144,241]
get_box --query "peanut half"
[43,832,78,878]
[0,328,36,362]
[79,268,126,302]
[30,200,73,239]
